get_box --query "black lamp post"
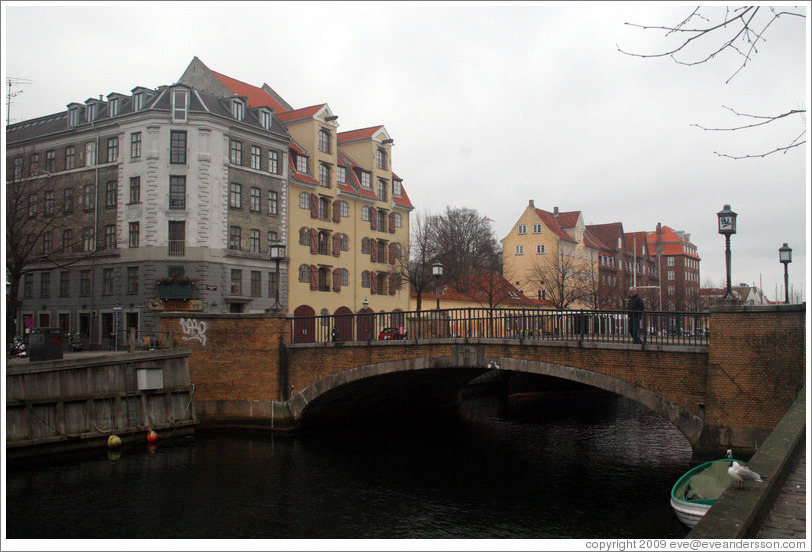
[432,262,444,309]
[269,243,286,310]
[716,204,737,300]
[779,243,792,304]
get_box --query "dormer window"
[337,166,347,185]
[68,107,80,127]
[259,109,272,130]
[172,89,188,122]
[108,98,119,117]
[232,99,245,121]
[296,153,308,174]
[360,172,371,189]
[318,129,331,154]
[86,103,97,122]
[133,92,144,111]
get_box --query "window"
[28,194,37,217]
[667,257,675,266]
[268,150,279,174]
[44,191,54,215]
[360,172,371,188]
[23,274,33,298]
[230,269,242,294]
[85,142,96,166]
[229,183,242,208]
[340,201,349,218]
[131,132,142,158]
[168,176,186,209]
[250,187,261,211]
[518,225,527,235]
[45,150,55,172]
[172,89,188,121]
[170,130,187,164]
[102,268,114,295]
[340,268,349,286]
[82,227,95,252]
[232,99,245,121]
[260,109,272,130]
[268,231,278,244]
[393,213,402,228]
[318,231,329,255]
[62,229,73,252]
[319,197,329,220]
[105,181,117,208]
[133,92,144,111]
[168,221,185,257]
[668,271,675,281]
[338,166,346,186]
[299,227,310,246]
[107,137,118,163]
[251,271,261,296]
[82,184,94,210]
[296,153,308,173]
[340,234,349,251]
[393,180,402,197]
[515,245,524,255]
[376,148,387,170]
[229,226,242,251]
[68,108,79,127]
[40,272,50,298]
[249,229,260,253]
[361,206,371,221]
[319,164,330,188]
[268,190,278,215]
[79,270,91,296]
[65,146,75,170]
[377,179,387,201]
[60,271,70,298]
[109,98,119,118]
[42,233,52,254]
[268,270,278,298]
[29,153,39,175]
[86,103,97,121]
[299,192,310,210]
[318,129,331,153]
[532,224,542,233]
[230,140,242,165]
[298,264,310,283]
[129,177,141,203]
[13,157,22,179]
[127,267,139,294]
[104,225,116,249]
[129,222,140,247]
[361,271,370,288]
[250,146,261,170]
[362,238,371,255]
[668,286,675,295]
[536,244,546,254]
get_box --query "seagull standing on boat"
[728,462,765,488]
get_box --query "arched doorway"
[334,306,353,342]
[293,305,316,343]
[356,307,375,341]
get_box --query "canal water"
[5,391,694,540]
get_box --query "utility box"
[28,327,64,362]
[137,368,164,390]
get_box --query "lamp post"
[269,243,286,310]
[716,204,737,300]
[432,262,444,309]
[779,243,792,304]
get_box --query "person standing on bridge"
[627,287,645,344]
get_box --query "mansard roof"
[210,69,288,112]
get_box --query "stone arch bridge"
[161,304,805,459]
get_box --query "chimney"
[529,199,534,208]
[553,207,559,217]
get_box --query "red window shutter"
[369,271,377,295]
[309,266,318,290]
[370,239,378,263]
[370,211,377,231]
[332,233,341,257]
[389,212,396,233]
[310,193,319,219]
[333,201,341,223]
[389,274,397,295]
[388,243,397,265]
[332,268,341,292]
[310,228,319,254]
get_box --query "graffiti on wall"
[179,318,208,347]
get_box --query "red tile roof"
[532,208,578,243]
[211,70,288,112]
[586,222,624,251]
[410,274,554,308]
[277,104,326,123]
[338,126,383,143]
[646,226,701,259]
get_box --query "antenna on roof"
[6,77,33,125]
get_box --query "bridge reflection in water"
[292,307,710,346]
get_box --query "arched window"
[299,192,310,210]
[299,227,310,246]
[318,231,329,255]
[393,213,402,228]
[319,164,330,188]
[361,271,370,288]
[361,237,371,254]
[340,269,349,286]
[361,206,371,221]
[318,268,329,291]
[319,197,329,219]
[298,264,310,283]
[340,234,349,251]
[340,201,349,218]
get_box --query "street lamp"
[716,204,737,300]
[269,243,286,310]
[432,262,444,309]
[779,243,792,304]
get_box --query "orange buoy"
[146,429,159,443]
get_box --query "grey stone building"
[6,82,291,349]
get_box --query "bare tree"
[401,211,439,312]
[432,207,501,295]
[579,251,609,311]
[618,5,806,159]
[524,249,591,310]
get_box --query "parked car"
[378,327,407,340]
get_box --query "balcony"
[157,279,193,300]
[168,239,185,257]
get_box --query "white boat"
[670,457,739,528]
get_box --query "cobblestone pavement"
[757,450,806,539]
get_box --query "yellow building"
[501,200,601,309]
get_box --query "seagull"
[728,461,766,488]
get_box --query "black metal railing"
[290,308,710,346]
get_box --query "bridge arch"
[287,353,703,448]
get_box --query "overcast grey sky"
[3,1,809,302]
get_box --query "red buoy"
[146,429,159,443]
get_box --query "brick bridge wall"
[160,304,805,454]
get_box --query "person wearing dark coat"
[627,287,645,344]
